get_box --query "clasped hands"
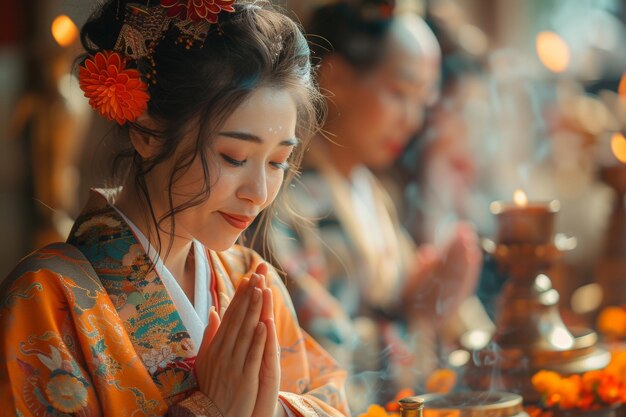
[194,263,286,417]
[404,221,482,316]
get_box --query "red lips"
[385,141,406,157]
[218,212,255,230]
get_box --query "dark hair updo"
[308,0,395,72]
[80,0,324,255]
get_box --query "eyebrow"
[218,131,299,146]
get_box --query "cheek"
[264,171,285,208]
[170,155,219,197]
[359,90,400,132]
[355,87,385,116]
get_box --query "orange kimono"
[0,191,349,417]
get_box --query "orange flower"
[606,351,626,383]
[561,376,581,409]
[597,306,626,338]
[598,375,622,404]
[581,370,604,393]
[425,368,457,394]
[524,405,553,417]
[358,404,390,417]
[78,51,149,125]
[534,363,626,410]
[532,370,562,394]
[534,373,580,409]
[161,0,235,23]
[576,393,595,410]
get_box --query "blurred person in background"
[269,0,482,411]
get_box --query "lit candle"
[490,190,560,245]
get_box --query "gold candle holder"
[489,190,560,246]
[464,191,609,402]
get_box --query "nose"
[237,164,268,206]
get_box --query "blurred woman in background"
[270,0,482,411]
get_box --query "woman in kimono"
[0,1,349,416]
[270,1,482,410]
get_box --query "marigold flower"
[606,350,626,383]
[524,405,553,417]
[598,375,622,404]
[532,370,562,394]
[78,51,149,125]
[358,404,390,417]
[161,0,235,23]
[597,306,626,338]
[576,393,595,410]
[556,376,580,409]
[425,368,457,394]
[533,365,626,411]
[581,370,604,393]
[534,372,580,409]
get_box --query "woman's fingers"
[252,317,281,417]
[255,262,269,280]
[244,322,267,375]
[231,287,264,369]
[260,287,274,324]
[208,277,251,353]
[263,317,279,371]
[195,308,221,390]
[198,307,220,357]
[219,276,251,328]
[219,274,261,354]
[193,274,278,417]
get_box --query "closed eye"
[221,154,246,167]
[222,153,289,171]
[271,162,290,171]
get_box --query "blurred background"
[2,0,626,325]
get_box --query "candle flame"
[536,31,570,73]
[513,189,528,207]
[611,132,626,164]
[51,15,78,47]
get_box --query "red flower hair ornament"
[161,0,236,23]
[79,51,149,125]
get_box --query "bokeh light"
[51,15,78,47]
[610,132,626,164]
[536,31,570,73]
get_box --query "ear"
[318,54,357,98]
[129,114,161,159]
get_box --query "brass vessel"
[415,392,528,417]
[466,201,609,401]
[399,396,424,417]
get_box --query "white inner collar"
[111,205,211,352]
